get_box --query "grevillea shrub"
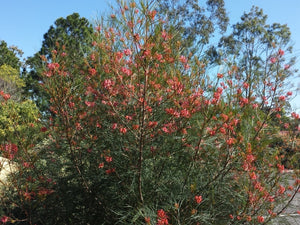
[1,0,299,224]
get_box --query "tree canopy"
[0,40,23,70]
[157,0,229,52]
[24,13,94,113]
[0,41,24,100]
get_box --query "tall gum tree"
[157,0,229,54]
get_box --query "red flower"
[68,102,75,108]
[120,127,127,134]
[148,10,157,20]
[40,127,47,132]
[180,109,191,118]
[105,156,113,163]
[157,218,168,225]
[144,217,151,224]
[124,49,132,56]
[90,53,96,61]
[179,55,188,64]
[257,216,264,223]
[162,127,169,133]
[95,26,101,32]
[23,162,30,168]
[103,79,114,89]
[157,209,167,218]
[148,121,158,128]
[239,97,249,105]
[0,216,9,223]
[157,209,168,225]
[278,95,286,101]
[133,33,140,41]
[47,62,59,70]
[105,168,115,174]
[112,123,118,130]
[249,171,257,180]
[195,195,202,204]
[243,82,249,89]
[270,57,277,63]
[116,51,123,61]
[246,154,255,163]
[278,49,284,56]
[85,101,96,107]
[161,31,168,40]
[277,163,285,173]
[291,112,299,119]
[2,93,10,101]
[38,187,54,197]
[155,53,163,61]
[88,68,97,76]
[278,185,285,194]
[226,138,235,146]
[132,124,139,130]
[121,67,132,76]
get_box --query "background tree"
[216,6,296,102]
[157,0,229,54]
[0,40,23,70]
[0,40,25,100]
[24,13,94,113]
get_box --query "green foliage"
[0,64,24,88]
[41,13,93,58]
[0,41,25,100]
[0,64,25,100]
[0,40,23,70]
[0,99,40,143]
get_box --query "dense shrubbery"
[0,0,299,224]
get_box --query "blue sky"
[0,0,299,111]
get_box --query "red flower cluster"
[1,143,18,160]
[157,209,168,225]
[257,216,264,223]
[0,91,10,101]
[195,195,202,204]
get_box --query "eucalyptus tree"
[157,0,229,54]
